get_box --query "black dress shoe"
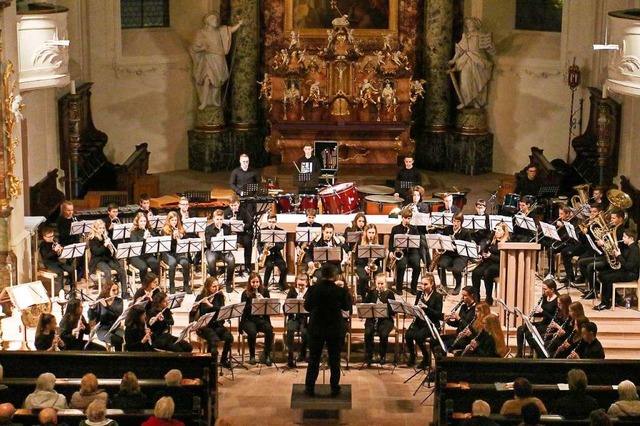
[287,359,296,368]
[265,354,273,366]
[220,359,231,369]
[249,356,256,365]
[452,286,461,296]
[593,303,610,311]
[330,386,341,397]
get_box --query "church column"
[419,0,453,169]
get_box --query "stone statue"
[381,82,396,112]
[448,17,496,109]
[359,79,379,108]
[190,12,243,109]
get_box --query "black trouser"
[561,242,585,281]
[129,255,160,281]
[577,255,607,292]
[306,331,344,393]
[438,254,466,289]
[242,318,274,357]
[516,321,547,357]
[153,333,192,352]
[406,322,431,364]
[264,255,287,289]
[395,251,421,293]
[197,324,233,360]
[206,250,235,285]
[162,253,191,294]
[599,270,637,305]
[237,233,254,271]
[43,260,74,295]
[471,261,499,301]
[356,265,371,297]
[364,318,394,360]
[286,317,308,358]
[94,260,127,297]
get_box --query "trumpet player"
[194,277,234,367]
[88,220,127,296]
[594,228,639,311]
[363,273,396,366]
[260,213,288,291]
[40,226,74,298]
[35,313,65,351]
[355,224,381,298]
[129,212,160,280]
[437,212,471,296]
[59,298,105,351]
[516,279,558,358]
[87,282,125,351]
[205,209,234,293]
[105,203,121,238]
[389,209,421,295]
[406,274,442,369]
[304,223,343,280]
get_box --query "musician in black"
[40,226,74,297]
[406,274,442,369]
[128,212,160,281]
[559,204,600,284]
[298,208,322,229]
[260,213,288,291]
[471,199,491,248]
[409,186,432,267]
[442,285,477,350]
[355,224,382,298]
[138,193,156,218]
[87,220,127,297]
[295,144,322,194]
[515,164,542,198]
[205,209,235,293]
[389,209,421,295]
[437,212,471,295]
[304,223,343,281]
[57,200,79,246]
[229,153,259,196]
[594,228,640,311]
[161,212,191,295]
[285,273,310,368]
[224,195,254,275]
[105,203,120,239]
[567,321,605,359]
[511,196,537,242]
[440,193,460,214]
[147,291,192,352]
[59,298,105,351]
[516,279,558,358]
[543,294,573,354]
[87,282,125,351]
[363,273,396,366]
[543,205,574,276]
[472,222,509,305]
[193,277,233,368]
[240,273,274,366]
[393,155,421,201]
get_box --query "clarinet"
[529,295,545,318]
[543,308,561,341]
[553,328,577,358]
[461,330,485,356]
[449,313,477,353]
[547,317,571,348]
[568,340,584,359]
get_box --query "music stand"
[176,312,216,343]
[313,246,342,264]
[106,299,148,335]
[251,298,282,372]
[489,215,514,233]
[455,240,479,260]
[537,184,559,199]
[496,298,515,349]
[84,321,101,350]
[70,220,94,236]
[59,242,87,297]
[295,227,321,245]
[167,292,186,309]
[260,229,287,246]
[514,215,537,232]
[418,310,446,402]
[356,303,390,370]
[462,215,487,232]
[425,234,455,253]
[148,215,167,230]
[519,309,550,358]
[410,212,431,227]
[539,222,561,241]
[243,183,269,197]
[399,181,414,191]
[430,212,453,228]
[223,219,245,233]
[111,224,132,241]
[564,222,579,241]
[145,236,172,255]
[356,244,385,285]
[217,302,247,373]
[345,231,362,245]
[183,218,207,234]
[282,299,308,372]
[389,299,413,364]
[1,281,50,350]
[295,172,318,192]
[210,235,237,252]
[116,242,143,297]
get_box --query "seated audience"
[520,402,542,426]
[499,377,547,417]
[0,403,19,426]
[590,409,613,426]
[111,372,150,410]
[142,397,185,426]
[553,368,599,419]
[37,408,59,426]
[608,380,640,418]
[23,373,68,409]
[70,373,109,410]
[79,399,118,426]
[153,370,193,412]
[462,400,499,426]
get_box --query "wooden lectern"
[498,242,540,327]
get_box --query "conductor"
[304,263,351,398]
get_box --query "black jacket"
[305,278,351,337]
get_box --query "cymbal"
[444,186,471,195]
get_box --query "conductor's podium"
[291,384,352,422]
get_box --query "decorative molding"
[113,62,191,78]
[0,1,12,10]
[1,45,24,201]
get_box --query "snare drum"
[298,194,319,212]
[502,193,521,212]
[364,195,402,215]
[276,194,295,213]
[318,182,360,214]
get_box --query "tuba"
[589,212,621,269]
[604,189,633,222]
[571,183,591,219]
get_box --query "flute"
[191,289,224,310]
[149,307,169,325]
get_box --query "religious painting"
[285,0,398,38]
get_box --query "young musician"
[224,195,254,275]
[515,164,542,198]
[553,311,588,359]
[442,285,477,350]
[440,193,460,214]
[59,298,105,351]
[87,220,127,297]
[559,204,600,284]
[295,144,322,194]
[177,196,191,224]
[240,273,274,365]
[147,291,192,352]
[194,277,233,368]
[57,200,79,246]
[355,224,382,298]
[446,301,491,353]
[138,193,155,218]
[229,153,259,196]
[296,208,322,273]
[344,212,367,254]
[437,212,471,295]
[544,294,572,353]
[410,186,432,267]
[161,211,191,294]
[472,199,491,247]
[389,209,421,295]
[567,321,605,359]
[393,155,421,201]
[516,279,558,358]
[260,214,288,291]
[298,208,322,229]
[133,272,159,306]
[285,273,310,368]
[472,221,509,305]
[40,226,74,298]
[304,223,343,280]
[205,209,235,293]
[409,185,431,212]
[462,314,507,357]
[363,273,395,366]
[594,228,640,310]
[129,212,160,281]
[124,304,154,352]
[87,282,125,351]
[511,196,536,242]
[105,203,121,239]
[406,274,442,368]
[35,313,65,351]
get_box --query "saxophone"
[589,212,621,269]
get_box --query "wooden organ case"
[262,21,424,166]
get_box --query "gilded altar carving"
[1,48,24,200]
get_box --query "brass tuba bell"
[604,189,633,222]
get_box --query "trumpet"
[52,238,63,255]
[103,231,116,256]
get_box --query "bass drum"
[276,194,295,213]
[364,195,402,215]
[298,194,319,213]
[318,182,360,214]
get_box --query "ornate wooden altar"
[262,19,424,165]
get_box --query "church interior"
[1,0,640,425]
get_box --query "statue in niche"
[190,12,243,109]
[284,82,301,106]
[304,80,326,107]
[359,79,379,108]
[381,82,396,112]
[448,17,496,109]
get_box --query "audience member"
[519,402,542,426]
[153,370,193,412]
[111,372,150,410]
[70,373,108,410]
[23,373,68,409]
[608,380,640,417]
[590,409,613,426]
[499,377,547,416]
[553,369,599,419]
[462,400,498,426]
[79,400,118,426]
[37,408,58,426]
[142,397,185,426]
[0,403,21,426]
